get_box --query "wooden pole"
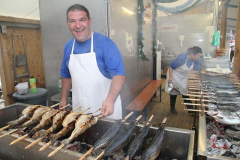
[0,35,14,105]
[233,0,240,77]
[220,2,227,49]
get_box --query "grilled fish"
[141,124,165,160]
[93,119,123,152]
[104,121,136,157]
[7,105,42,128]
[20,107,51,128]
[50,112,84,143]
[127,124,150,159]
[62,112,82,127]
[40,111,69,137]
[51,121,75,144]
[61,115,98,146]
[28,109,59,137]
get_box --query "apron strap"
[91,33,94,52]
[71,39,75,55]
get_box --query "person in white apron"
[59,4,125,119]
[165,47,202,115]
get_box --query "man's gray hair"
[66,4,90,20]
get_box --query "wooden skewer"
[72,106,82,112]
[188,91,211,95]
[184,109,209,112]
[79,111,134,160]
[25,136,45,149]
[182,102,209,107]
[0,125,10,132]
[9,134,28,145]
[182,98,210,102]
[48,144,64,157]
[162,117,167,124]
[92,108,101,114]
[146,115,154,124]
[39,141,51,151]
[122,111,133,122]
[0,129,18,139]
[60,104,70,110]
[50,102,61,108]
[183,94,210,98]
[95,150,105,160]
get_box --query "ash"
[206,121,240,159]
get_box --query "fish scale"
[141,124,165,160]
[93,119,123,151]
[104,121,136,157]
[127,124,150,160]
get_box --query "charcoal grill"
[0,103,194,160]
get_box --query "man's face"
[67,10,92,42]
[191,53,202,61]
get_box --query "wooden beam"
[220,2,227,49]
[0,16,40,24]
[0,35,14,105]
[233,0,240,77]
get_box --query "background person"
[59,4,125,119]
[165,46,202,115]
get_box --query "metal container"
[198,113,236,160]
[0,103,195,160]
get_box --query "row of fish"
[80,116,166,160]
[0,105,167,160]
[188,73,240,124]
[0,104,102,157]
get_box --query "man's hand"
[59,100,68,110]
[167,77,172,84]
[101,100,114,117]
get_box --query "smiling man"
[59,4,125,119]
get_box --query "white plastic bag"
[16,82,29,94]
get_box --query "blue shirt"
[170,53,201,70]
[60,32,125,79]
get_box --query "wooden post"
[0,35,14,105]
[220,2,227,49]
[233,0,240,77]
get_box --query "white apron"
[68,34,122,119]
[165,57,194,95]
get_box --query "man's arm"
[59,77,72,110]
[101,75,125,117]
[167,67,173,84]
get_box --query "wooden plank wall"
[0,18,45,105]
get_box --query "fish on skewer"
[96,115,142,160]
[9,105,70,145]
[1,106,49,140]
[79,111,134,160]
[19,106,52,128]
[39,107,91,151]
[47,113,103,157]
[0,105,42,132]
[41,105,83,137]
[25,106,83,149]
[141,117,167,160]
[125,115,154,160]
